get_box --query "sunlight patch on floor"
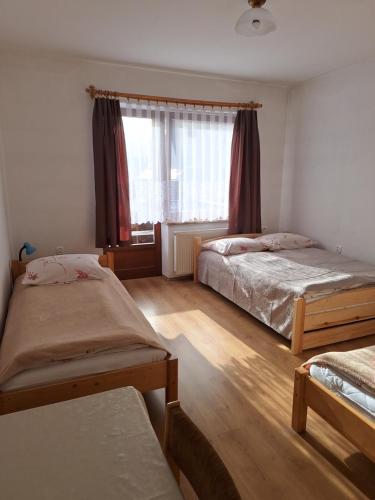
[149,309,262,363]
[277,343,291,351]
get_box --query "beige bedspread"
[305,346,375,397]
[198,247,375,338]
[0,269,168,385]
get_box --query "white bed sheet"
[1,345,166,391]
[310,364,375,419]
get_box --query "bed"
[0,387,183,500]
[0,254,178,415]
[193,233,375,353]
[292,346,375,462]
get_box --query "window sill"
[164,220,228,226]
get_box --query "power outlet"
[336,245,343,255]
[56,246,64,255]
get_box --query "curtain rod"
[85,85,262,110]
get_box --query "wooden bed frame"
[193,234,375,354]
[292,366,375,462]
[0,254,178,415]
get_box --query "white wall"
[0,51,288,257]
[280,59,375,264]
[0,120,11,330]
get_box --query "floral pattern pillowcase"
[202,237,266,256]
[22,254,108,285]
[255,233,317,251]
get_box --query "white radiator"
[173,228,227,276]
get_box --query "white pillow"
[22,254,107,285]
[256,233,316,251]
[202,237,266,256]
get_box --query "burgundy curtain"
[92,98,131,247]
[228,109,261,234]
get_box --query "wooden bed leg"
[106,251,115,272]
[166,358,178,403]
[0,393,4,415]
[163,401,181,483]
[291,298,306,355]
[292,367,309,433]
[166,446,180,483]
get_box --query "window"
[122,104,235,224]
[131,222,155,245]
[123,114,164,225]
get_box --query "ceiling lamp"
[235,0,276,37]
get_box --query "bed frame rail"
[291,289,375,354]
[305,287,375,331]
[0,358,178,415]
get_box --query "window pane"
[131,222,155,245]
[123,116,163,224]
[169,113,233,222]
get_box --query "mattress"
[0,387,183,500]
[310,364,375,419]
[1,345,167,391]
[198,247,375,338]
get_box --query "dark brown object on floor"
[164,401,241,500]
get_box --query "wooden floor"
[124,276,375,500]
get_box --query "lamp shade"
[235,7,276,36]
[18,241,37,262]
[24,242,37,255]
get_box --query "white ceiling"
[1,0,375,84]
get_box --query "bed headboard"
[193,233,262,283]
[10,252,115,283]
